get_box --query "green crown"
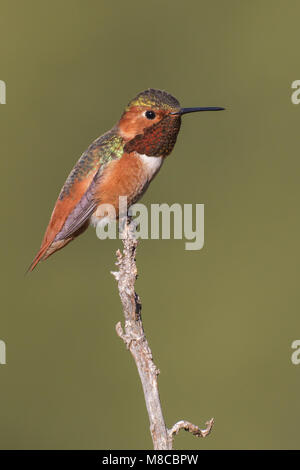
[127,88,180,111]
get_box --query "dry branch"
[111,217,213,450]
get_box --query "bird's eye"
[145,110,156,120]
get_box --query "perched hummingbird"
[29,89,224,271]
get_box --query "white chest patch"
[138,154,163,180]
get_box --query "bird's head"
[118,88,224,157]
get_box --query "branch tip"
[168,417,214,441]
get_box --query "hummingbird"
[29,89,224,271]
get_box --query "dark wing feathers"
[54,172,100,241]
[29,130,124,271]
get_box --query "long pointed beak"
[172,106,225,115]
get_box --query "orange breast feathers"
[92,152,155,221]
[30,152,161,271]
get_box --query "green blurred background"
[0,0,299,449]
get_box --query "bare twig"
[112,217,213,450]
[168,418,214,444]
